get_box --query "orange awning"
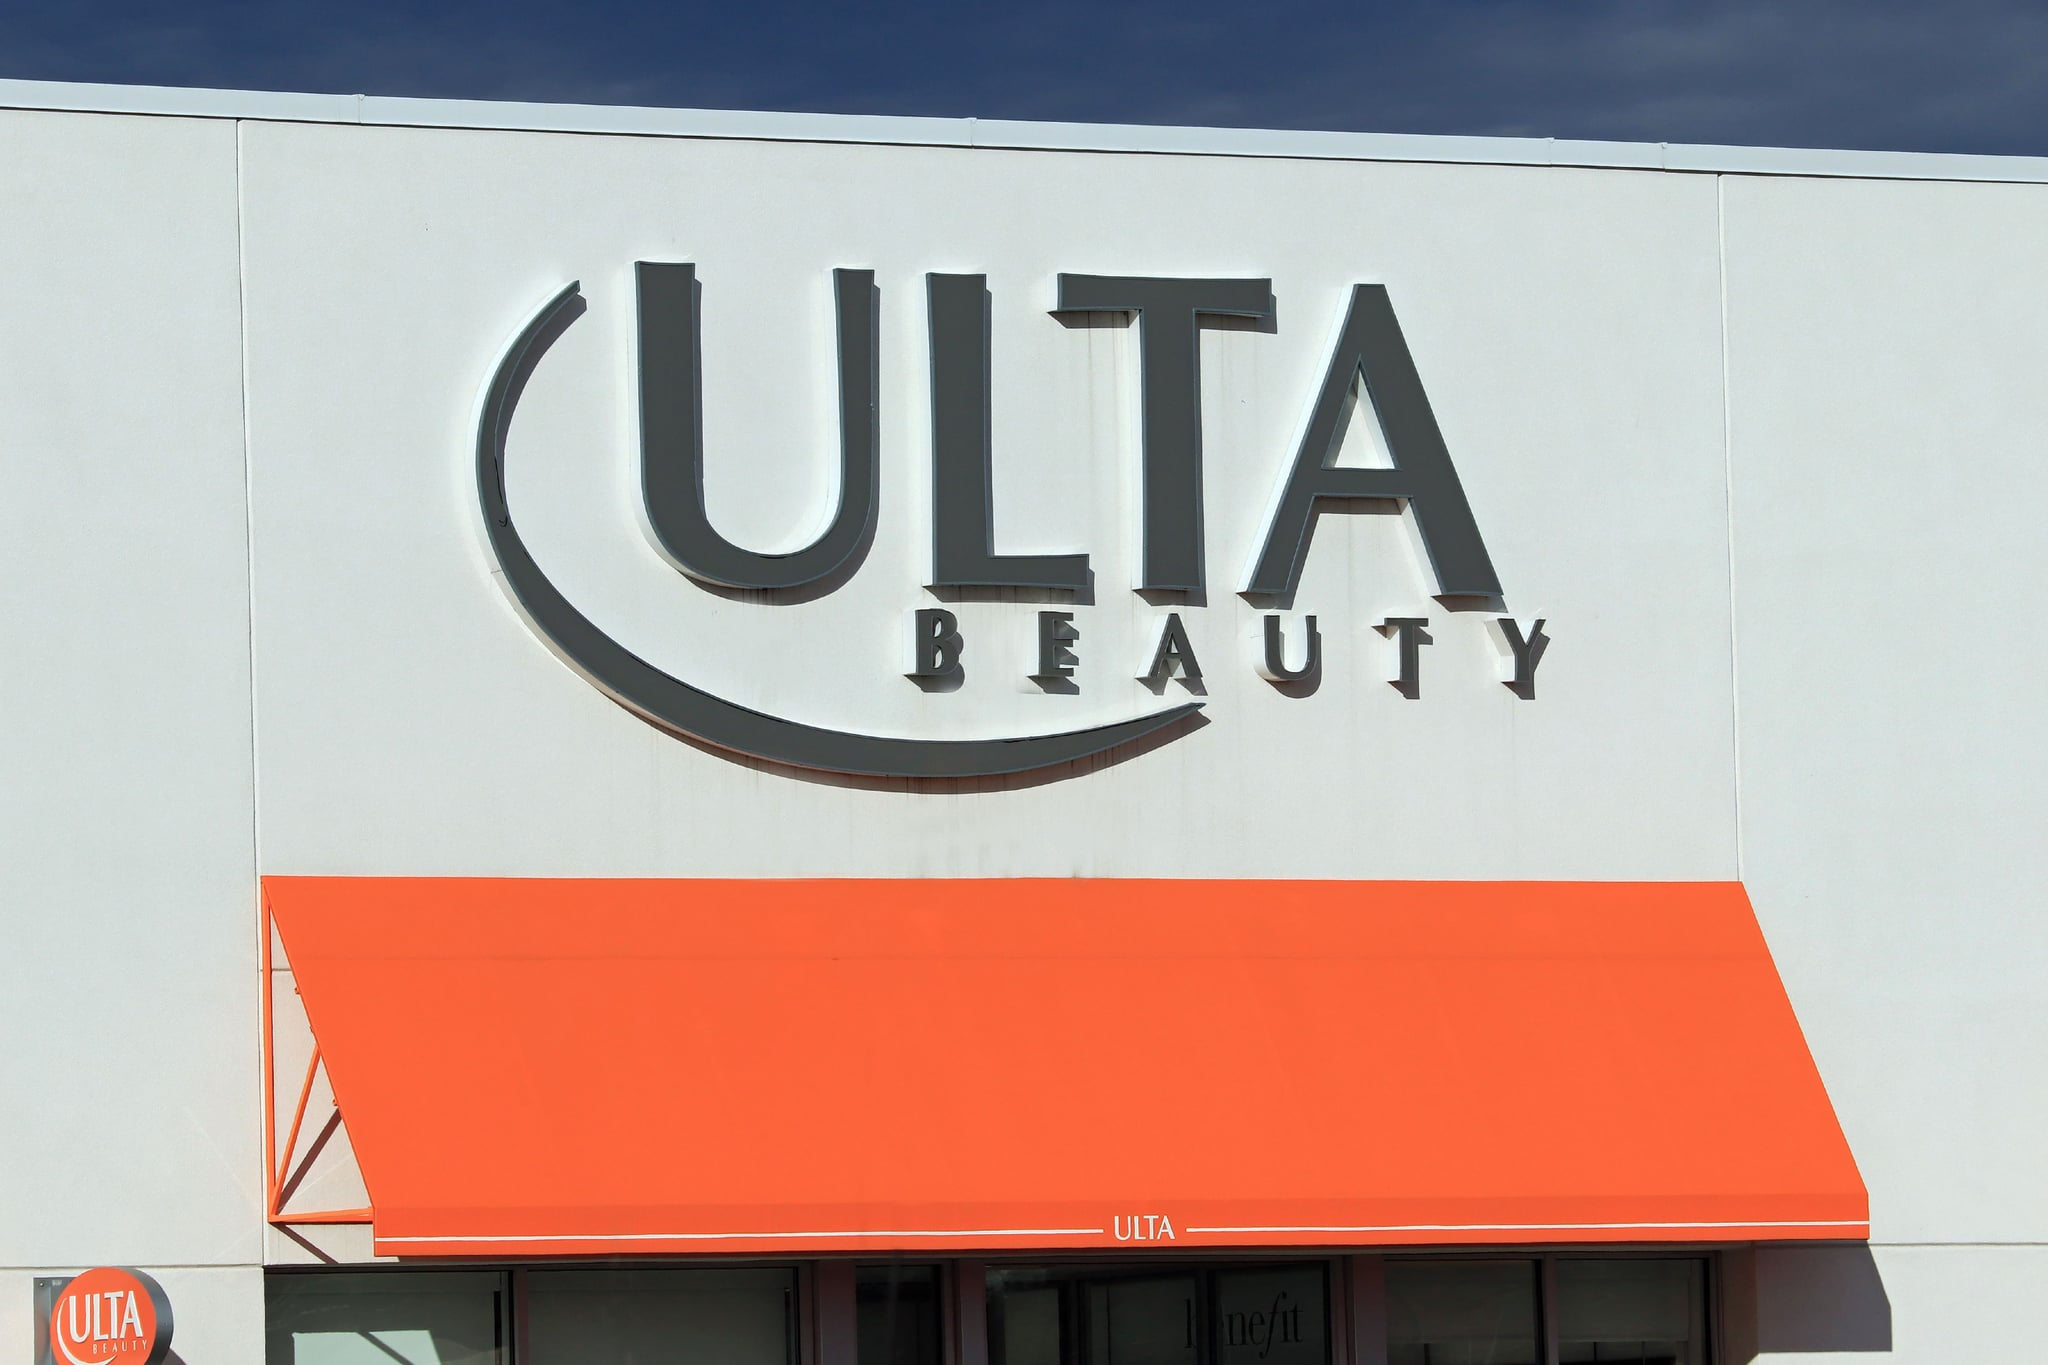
[264,877,1866,1257]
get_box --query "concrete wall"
[1,92,2043,1362]
[0,109,262,1360]
[1721,172,2048,1360]
[235,119,1732,881]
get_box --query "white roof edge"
[6,75,2048,185]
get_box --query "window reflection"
[1385,1260,1540,1365]
[1555,1259,1708,1365]
[858,1265,942,1365]
[1085,1276,1197,1365]
[989,1265,1326,1365]
[524,1268,793,1365]
[1213,1266,1326,1365]
[266,1272,504,1365]
[990,1269,1069,1365]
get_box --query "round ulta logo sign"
[46,1268,172,1365]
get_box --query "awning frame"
[261,895,373,1230]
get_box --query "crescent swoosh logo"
[53,1328,98,1365]
[474,282,1204,779]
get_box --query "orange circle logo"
[46,1269,170,1365]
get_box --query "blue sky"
[5,1,2044,155]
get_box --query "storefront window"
[1082,1275,1197,1365]
[1385,1259,1540,1365]
[858,1265,943,1365]
[1213,1265,1327,1365]
[266,1272,505,1365]
[524,1267,794,1365]
[988,1264,1327,1365]
[266,1255,1707,1365]
[267,1269,794,1365]
[990,1268,1071,1365]
[1554,1259,1708,1365]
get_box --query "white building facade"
[1,78,2043,1365]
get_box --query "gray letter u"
[636,262,878,591]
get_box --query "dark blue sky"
[5,1,2045,156]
